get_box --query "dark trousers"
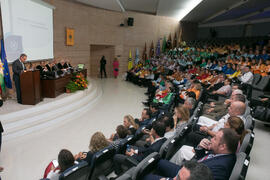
[13,75,22,103]
[0,132,2,152]
[142,160,181,180]
[100,67,107,78]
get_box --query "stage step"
[1,78,102,141]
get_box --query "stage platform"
[0,78,102,141]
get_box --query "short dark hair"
[150,103,159,110]
[182,161,213,180]
[58,149,75,172]
[143,108,151,118]
[152,120,166,137]
[220,128,240,154]
[116,125,129,139]
[159,114,174,129]
[20,53,27,59]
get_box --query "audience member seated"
[74,132,109,164]
[113,120,167,175]
[170,116,247,165]
[44,149,75,180]
[173,105,190,133]
[135,108,152,128]
[186,101,246,147]
[143,128,239,180]
[123,115,139,135]
[238,66,254,85]
[206,78,232,101]
[109,125,130,151]
[203,91,245,120]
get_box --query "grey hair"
[186,97,196,109]
[233,89,243,95]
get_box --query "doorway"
[90,45,115,78]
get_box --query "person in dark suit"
[113,120,167,175]
[12,54,27,104]
[100,56,107,78]
[0,121,3,151]
[143,128,239,180]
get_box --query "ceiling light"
[175,0,203,21]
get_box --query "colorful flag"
[166,33,172,50]
[142,42,147,63]
[128,49,133,70]
[149,41,154,58]
[135,48,140,65]
[156,38,161,57]
[0,39,12,92]
[173,32,177,48]
[162,36,166,53]
[0,61,4,93]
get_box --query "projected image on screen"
[0,0,54,62]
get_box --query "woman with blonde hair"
[75,131,109,164]
[123,115,139,135]
[224,116,248,144]
[173,105,190,133]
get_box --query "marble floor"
[0,78,269,180]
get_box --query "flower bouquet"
[66,72,88,93]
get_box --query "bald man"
[185,101,246,147]
[198,101,246,137]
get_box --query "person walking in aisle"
[100,55,107,78]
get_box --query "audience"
[143,128,239,180]
[113,120,167,175]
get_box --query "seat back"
[245,115,255,131]
[89,146,115,180]
[164,126,190,160]
[239,132,255,156]
[254,75,270,91]
[229,152,250,180]
[59,161,91,180]
[252,74,262,86]
[117,135,135,154]
[131,152,160,180]
[159,135,176,159]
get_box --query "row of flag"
[0,39,12,94]
[128,32,180,70]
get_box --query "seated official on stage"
[12,54,27,104]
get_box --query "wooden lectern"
[20,70,42,105]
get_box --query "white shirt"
[239,71,253,84]
[19,59,25,70]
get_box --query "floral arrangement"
[66,72,88,93]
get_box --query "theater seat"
[58,161,91,180]
[239,132,255,156]
[252,74,262,87]
[245,115,255,131]
[116,152,160,180]
[89,146,116,180]
[117,135,135,154]
[163,126,190,160]
[229,152,250,180]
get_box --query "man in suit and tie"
[12,54,27,104]
[143,128,239,180]
[113,120,167,175]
